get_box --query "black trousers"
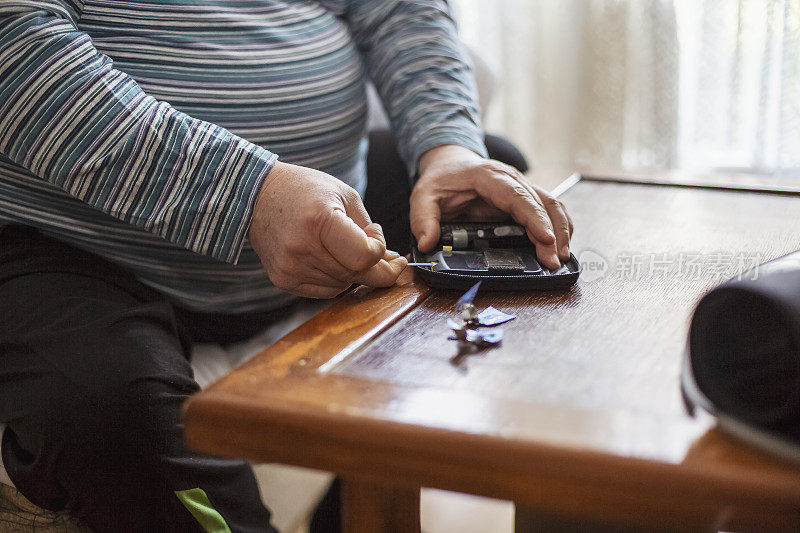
[0,226,280,532]
[0,132,526,533]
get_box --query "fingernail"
[550,253,561,269]
[560,245,570,259]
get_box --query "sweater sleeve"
[0,2,277,263]
[343,0,488,176]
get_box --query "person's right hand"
[248,161,407,298]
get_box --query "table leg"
[341,477,420,533]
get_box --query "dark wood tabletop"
[184,174,800,532]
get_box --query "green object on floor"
[174,488,232,533]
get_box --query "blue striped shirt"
[0,0,486,312]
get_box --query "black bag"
[682,250,800,461]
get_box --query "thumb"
[409,194,441,252]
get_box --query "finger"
[312,254,359,283]
[526,182,573,264]
[343,189,373,228]
[515,198,561,270]
[472,174,561,269]
[384,249,402,261]
[363,222,387,250]
[312,244,403,284]
[472,173,556,247]
[489,168,561,269]
[352,256,408,287]
[320,209,385,271]
[566,210,574,237]
[305,265,358,288]
[269,264,350,294]
[541,196,572,261]
[532,237,561,271]
[409,193,441,252]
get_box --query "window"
[451,0,800,178]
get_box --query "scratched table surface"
[331,180,800,421]
[185,177,800,532]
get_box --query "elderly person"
[0,1,572,530]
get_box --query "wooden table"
[184,174,800,532]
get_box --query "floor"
[287,489,515,533]
[421,489,515,533]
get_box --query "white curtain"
[450,0,800,178]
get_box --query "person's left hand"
[410,144,573,271]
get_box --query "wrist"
[418,144,484,176]
[248,160,291,240]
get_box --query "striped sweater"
[0,0,486,312]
